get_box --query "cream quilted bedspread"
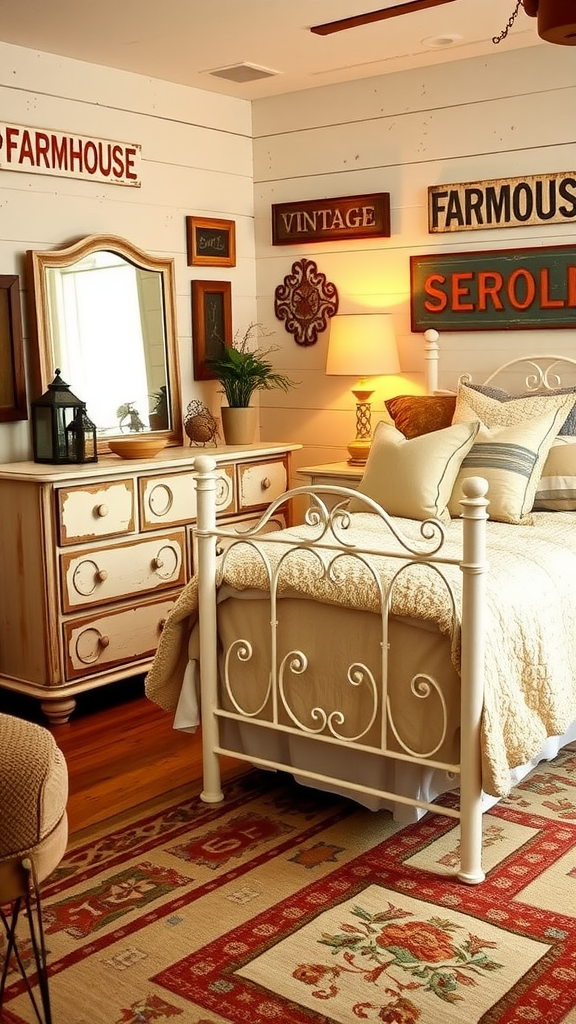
[145,511,576,797]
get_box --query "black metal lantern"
[66,403,98,464]
[31,370,98,464]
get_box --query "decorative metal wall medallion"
[274,258,339,346]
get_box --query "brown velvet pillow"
[385,394,456,439]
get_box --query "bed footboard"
[194,455,489,884]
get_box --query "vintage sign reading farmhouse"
[429,173,576,232]
[0,123,141,186]
[411,245,576,331]
[272,193,390,245]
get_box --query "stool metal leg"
[0,860,53,1024]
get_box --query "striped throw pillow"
[449,410,570,524]
[533,438,576,511]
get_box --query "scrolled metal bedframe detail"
[194,453,490,885]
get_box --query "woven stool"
[0,713,68,1024]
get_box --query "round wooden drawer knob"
[99,634,110,649]
[96,568,108,582]
[261,477,271,490]
[152,556,165,569]
[96,503,109,517]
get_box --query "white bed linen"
[148,509,576,810]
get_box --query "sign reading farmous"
[428,173,576,232]
[0,123,141,186]
[272,193,390,245]
[410,245,576,331]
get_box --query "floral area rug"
[3,751,576,1024]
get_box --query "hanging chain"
[492,0,524,44]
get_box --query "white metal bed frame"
[192,334,576,887]
[195,462,489,885]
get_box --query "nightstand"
[297,461,364,488]
[297,461,366,511]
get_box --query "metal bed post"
[194,455,224,804]
[457,475,489,884]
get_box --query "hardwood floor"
[0,676,243,836]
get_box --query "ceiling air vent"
[206,63,279,83]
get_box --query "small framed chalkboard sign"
[186,216,236,267]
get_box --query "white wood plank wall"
[0,42,255,463]
[251,45,576,478]
[1,40,576,476]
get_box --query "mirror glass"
[27,235,183,452]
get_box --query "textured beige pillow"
[349,420,479,522]
[453,381,576,432]
[465,381,576,436]
[448,410,568,524]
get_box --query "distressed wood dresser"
[0,442,300,723]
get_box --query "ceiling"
[0,0,542,101]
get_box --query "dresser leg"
[40,698,77,725]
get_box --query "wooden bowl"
[108,437,168,460]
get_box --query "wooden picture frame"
[186,217,236,267]
[192,280,232,381]
[0,275,28,421]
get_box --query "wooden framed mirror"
[27,234,183,452]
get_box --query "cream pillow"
[533,437,576,511]
[448,410,568,524]
[349,420,479,522]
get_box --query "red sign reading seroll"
[0,122,141,187]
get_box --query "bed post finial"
[424,329,440,394]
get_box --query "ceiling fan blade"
[311,0,456,36]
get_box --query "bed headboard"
[424,329,576,397]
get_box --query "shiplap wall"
[252,44,576,477]
[0,42,254,463]
[2,40,576,473]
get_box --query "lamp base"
[346,437,372,465]
[346,389,374,465]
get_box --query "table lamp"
[326,313,400,465]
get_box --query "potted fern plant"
[207,323,298,444]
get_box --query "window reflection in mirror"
[46,253,168,437]
[27,235,183,453]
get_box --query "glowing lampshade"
[326,313,400,465]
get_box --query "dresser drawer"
[237,458,288,511]
[63,596,175,680]
[60,531,186,612]
[139,465,235,530]
[57,480,136,545]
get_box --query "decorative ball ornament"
[525,0,576,44]
[274,258,339,346]
[498,0,576,45]
[184,400,220,446]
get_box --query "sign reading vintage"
[429,173,576,233]
[0,123,141,186]
[272,193,390,245]
[411,244,576,331]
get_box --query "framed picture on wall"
[191,280,233,380]
[186,217,236,267]
[0,275,28,421]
